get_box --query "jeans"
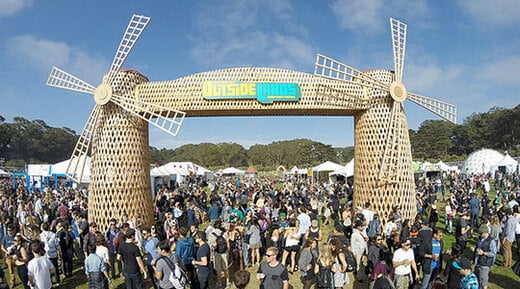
[49,257,60,283]
[242,242,249,267]
[420,267,439,289]
[197,269,209,289]
[124,271,144,289]
[62,248,74,276]
[109,251,122,278]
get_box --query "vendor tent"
[312,161,344,172]
[330,158,355,178]
[491,153,518,174]
[0,168,11,178]
[51,156,91,184]
[221,167,245,175]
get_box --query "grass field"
[3,192,520,288]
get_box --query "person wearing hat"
[419,228,444,289]
[452,258,478,289]
[392,238,420,289]
[474,225,496,289]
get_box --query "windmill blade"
[46,66,96,94]
[110,94,185,137]
[66,105,101,182]
[407,92,457,124]
[378,102,403,184]
[314,83,371,110]
[314,54,389,92]
[105,14,151,84]
[390,18,407,82]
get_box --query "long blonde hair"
[318,243,333,266]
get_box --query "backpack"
[317,262,334,289]
[161,255,186,289]
[345,251,357,272]
[175,238,195,265]
[213,233,228,254]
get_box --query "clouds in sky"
[191,0,313,70]
[3,35,108,84]
[457,0,520,26]
[330,0,429,33]
[0,0,32,18]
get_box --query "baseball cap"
[453,258,471,270]
[478,225,489,234]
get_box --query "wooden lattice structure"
[46,15,456,229]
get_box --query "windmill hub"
[389,81,407,103]
[94,83,113,105]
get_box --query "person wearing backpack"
[154,240,186,289]
[314,243,334,289]
[298,238,317,289]
[56,221,75,278]
[330,238,349,289]
[39,222,61,285]
[174,227,195,288]
[210,221,230,288]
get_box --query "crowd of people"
[0,170,520,289]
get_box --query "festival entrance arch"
[47,15,456,229]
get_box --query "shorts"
[476,266,489,287]
[214,253,229,271]
[250,242,262,249]
[284,245,299,252]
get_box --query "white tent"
[289,166,308,175]
[491,153,518,174]
[436,161,459,172]
[330,158,355,178]
[312,161,344,172]
[0,168,11,177]
[221,167,245,175]
[152,162,211,183]
[51,156,91,183]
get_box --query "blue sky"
[1,0,519,150]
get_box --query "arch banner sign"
[202,81,301,104]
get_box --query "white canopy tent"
[0,168,11,178]
[312,161,344,172]
[330,158,355,178]
[51,156,91,183]
[491,153,518,174]
[289,166,308,175]
[220,167,245,175]
[151,161,211,183]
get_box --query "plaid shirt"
[460,272,478,289]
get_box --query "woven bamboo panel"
[354,70,416,225]
[135,67,370,116]
[89,70,154,230]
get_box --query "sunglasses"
[266,254,275,257]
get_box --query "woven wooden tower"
[46,15,456,229]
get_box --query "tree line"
[1,104,518,169]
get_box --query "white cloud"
[0,0,32,18]
[330,0,429,33]
[457,0,520,26]
[476,56,520,84]
[4,34,108,84]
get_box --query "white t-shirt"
[96,245,110,263]
[28,256,54,289]
[362,209,374,224]
[392,248,415,276]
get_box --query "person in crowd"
[56,221,75,278]
[105,218,122,279]
[117,228,147,289]
[40,222,61,285]
[153,240,183,289]
[298,238,317,289]
[12,234,29,289]
[474,225,497,289]
[453,258,478,289]
[455,210,471,252]
[392,238,420,289]
[350,220,367,281]
[281,218,300,273]
[85,244,110,289]
[28,240,55,289]
[142,227,160,289]
[174,227,195,287]
[231,270,250,289]
[330,237,349,289]
[420,228,444,289]
[257,246,289,289]
[247,215,262,267]
[502,208,516,268]
[210,220,230,288]
[1,225,17,287]
[192,231,210,289]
